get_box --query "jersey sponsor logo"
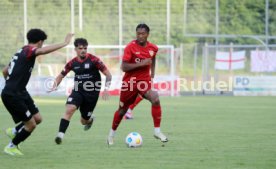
[85,63,90,69]
[135,51,140,55]
[149,50,154,57]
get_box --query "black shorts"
[66,90,99,120]
[1,91,39,123]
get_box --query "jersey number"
[8,55,18,75]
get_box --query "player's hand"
[140,58,152,66]
[102,89,109,100]
[46,86,57,93]
[64,33,74,45]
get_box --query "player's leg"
[4,117,37,156]
[5,92,41,139]
[1,92,36,155]
[25,91,42,125]
[107,89,138,145]
[124,94,143,119]
[5,122,24,140]
[6,113,41,140]
[55,91,81,144]
[55,104,77,144]
[80,92,99,131]
[142,88,168,143]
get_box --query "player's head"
[74,38,88,59]
[27,28,47,47]
[136,23,150,46]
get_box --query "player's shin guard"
[59,118,70,133]
[152,105,162,127]
[12,128,31,146]
[112,111,123,130]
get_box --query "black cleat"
[55,137,62,145]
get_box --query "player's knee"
[35,118,42,125]
[34,114,42,124]
[152,97,160,105]
[150,92,160,105]
[65,106,76,117]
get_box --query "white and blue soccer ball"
[125,132,143,148]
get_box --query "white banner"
[215,51,245,70]
[234,76,276,96]
[250,50,276,72]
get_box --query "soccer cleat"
[4,145,23,156]
[84,114,95,131]
[55,137,62,145]
[154,132,168,142]
[5,128,16,139]
[124,109,133,120]
[107,136,114,146]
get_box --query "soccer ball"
[125,132,143,148]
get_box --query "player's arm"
[47,74,65,92]
[151,56,156,78]
[54,74,65,88]
[101,69,112,100]
[2,65,9,80]
[121,58,152,72]
[35,33,74,56]
[102,69,112,89]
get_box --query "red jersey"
[122,40,158,81]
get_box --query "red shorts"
[119,80,152,109]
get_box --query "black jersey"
[61,53,107,92]
[3,45,37,94]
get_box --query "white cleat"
[154,132,168,142]
[107,136,114,146]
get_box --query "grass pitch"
[0,96,276,169]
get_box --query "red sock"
[129,95,143,110]
[112,110,123,130]
[152,105,162,127]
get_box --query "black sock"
[15,122,24,132]
[12,128,31,146]
[59,118,70,133]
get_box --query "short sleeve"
[92,56,107,72]
[61,61,73,76]
[25,46,37,60]
[122,45,132,62]
[153,45,158,58]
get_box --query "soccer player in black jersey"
[1,28,73,155]
[49,38,112,145]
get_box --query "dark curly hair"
[27,28,47,43]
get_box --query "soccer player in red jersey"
[1,29,73,155]
[107,23,168,145]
